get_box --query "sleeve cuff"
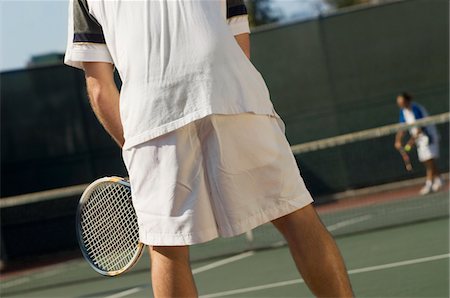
[227,15,250,36]
[64,43,113,70]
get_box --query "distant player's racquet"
[76,177,144,276]
[398,147,413,172]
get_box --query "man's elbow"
[86,79,109,107]
[87,85,102,107]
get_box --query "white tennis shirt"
[65,0,278,150]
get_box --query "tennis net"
[1,113,448,264]
[190,112,450,261]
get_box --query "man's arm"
[235,33,250,59]
[394,130,405,150]
[83,62,124,147]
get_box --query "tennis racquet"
[398,148,413,172]
[76,176,144,276]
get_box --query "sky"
[0,1,69,72]
[0,0,332,72]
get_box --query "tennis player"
[65,1,353,296]
[395,92,443,195]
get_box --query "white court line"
[200,253,450,298]
[104,287,143,298]
[1,277,31,289]
[327,215,373,232]
[1,259,85,289]
[269,214,379,247]
[347,253,450,274]
[103,251,254,298]
[192,251,254,274]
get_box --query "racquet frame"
[398,149,413,172]
[76,176,145,277]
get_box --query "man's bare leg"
[423,160,434,182]
[272,204,353,297]
[150,246,197,298]
[428,159,440,179]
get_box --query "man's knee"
[150,246,190,263]
[272,204,325,235]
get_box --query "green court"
[1,1,448,297]
[2,191,448,298]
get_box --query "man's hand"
[235,33,250,59]
[394,141,403,150]
[83,62,124,147]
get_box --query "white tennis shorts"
[122,114,313,246]
[416,135,440,162]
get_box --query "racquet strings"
[79,182,140,272]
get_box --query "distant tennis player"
[395,92,443,195]
[65,1,352,296]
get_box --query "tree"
[245,0,283,27]
[245,0,383,28]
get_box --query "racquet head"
[398,149,413,172]
[76,177,144,276]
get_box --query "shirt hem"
[228,15,251,36]
[64,44,114,70]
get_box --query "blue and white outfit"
[399,103,440,162]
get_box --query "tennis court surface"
[2,183,448,298]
